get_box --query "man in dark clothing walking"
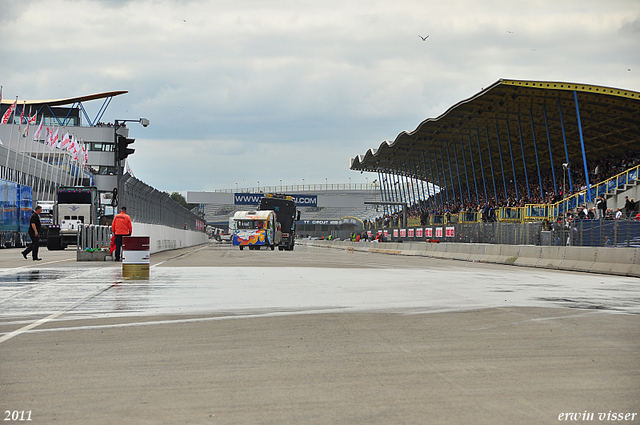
[22,206,42,261]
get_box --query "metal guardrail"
[77,224,112,251]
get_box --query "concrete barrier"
[302,240,640,278]
[538,246,565,270]
[132,223,208,254]
[514,246,542,268]
[558,246,597,273]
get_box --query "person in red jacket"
[111,206,132,261]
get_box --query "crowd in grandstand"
[368,149,640,228]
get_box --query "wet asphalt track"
[0,242,638,424]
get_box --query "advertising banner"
[435,227,443,238]
[446,226,455,237]
[425,228,432,237]
[408,228,414,238]
[234,193,318,207]
[400,229,406,237]
[416,228,423,238]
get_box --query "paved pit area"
[0,242,638,424]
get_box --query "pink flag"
[68,136,78,153]
[33,116,44,140]
[18,103,25,131]
[61,133,71,149]
[1,99,17,124]
[22,108,34,136]
[51,129,59,147]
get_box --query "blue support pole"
[475,130,489,203]
[445,143,457,205]
[438,147,450,205]
[543,104,558,196]
[505,119,519,201]
[494,123,508,201]
[411,159,423,212]
[422,151,435,210]
[557,97,573,193]
[459,139,472,205]
[484,127,498,203]
[384,171,393,216]
[415,158,427,210]
[452,141,464,206]
[428,151,443,208]
[467,135,480,205]
[377,171,387,215]
[574,91,591,202]
[517,112,531,199]
[410,159,421,211]
[529,109,544,201]
[402,162,414,208]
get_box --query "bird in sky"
[418,35,429,41]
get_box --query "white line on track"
[0,284,115,344]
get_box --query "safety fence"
[120,174,205,231]
[364,220,640,248]
[77,225,112,251]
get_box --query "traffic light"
[116,135,135,160]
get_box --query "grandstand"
[350,79,640,221]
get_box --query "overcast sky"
[1,0,638,193]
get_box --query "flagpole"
[17,102,30,185]
[42,127,53,201]
[3,96,18,181]
[12,101,26,182]
[34,117,48,201]
[46,128,58,201]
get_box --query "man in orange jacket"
[111,206,132,261]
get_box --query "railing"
[555,164,640,215]
[214,183,379,193]
[77,224,112,251]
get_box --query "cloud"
[2,0,639,192]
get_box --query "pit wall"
[131,223,208,254]
[304,240,640,278]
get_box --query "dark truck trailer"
[258,193,300,251]
[47,186,99,250]
[0,179,33,248]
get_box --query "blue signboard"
[233,193,318,207]
[291,195,317,207]
[234,193,265,205]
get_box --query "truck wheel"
[47,235,64,251]
[271,244,275,251]
[239,246,244,251]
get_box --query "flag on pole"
[61,133,71,149]
[23,107,35,137]
[1,99,17,124]
[51,128,59,148]
[125,159,135,177]
[33,116,44,140]
[18,102,25,132]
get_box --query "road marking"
[0,275,117,344]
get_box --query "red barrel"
[122,236,150,278]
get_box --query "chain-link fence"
[120,174,202,230]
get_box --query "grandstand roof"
[0,90,128,107]
[350,79,640,186]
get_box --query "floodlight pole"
[114,118,149,211]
